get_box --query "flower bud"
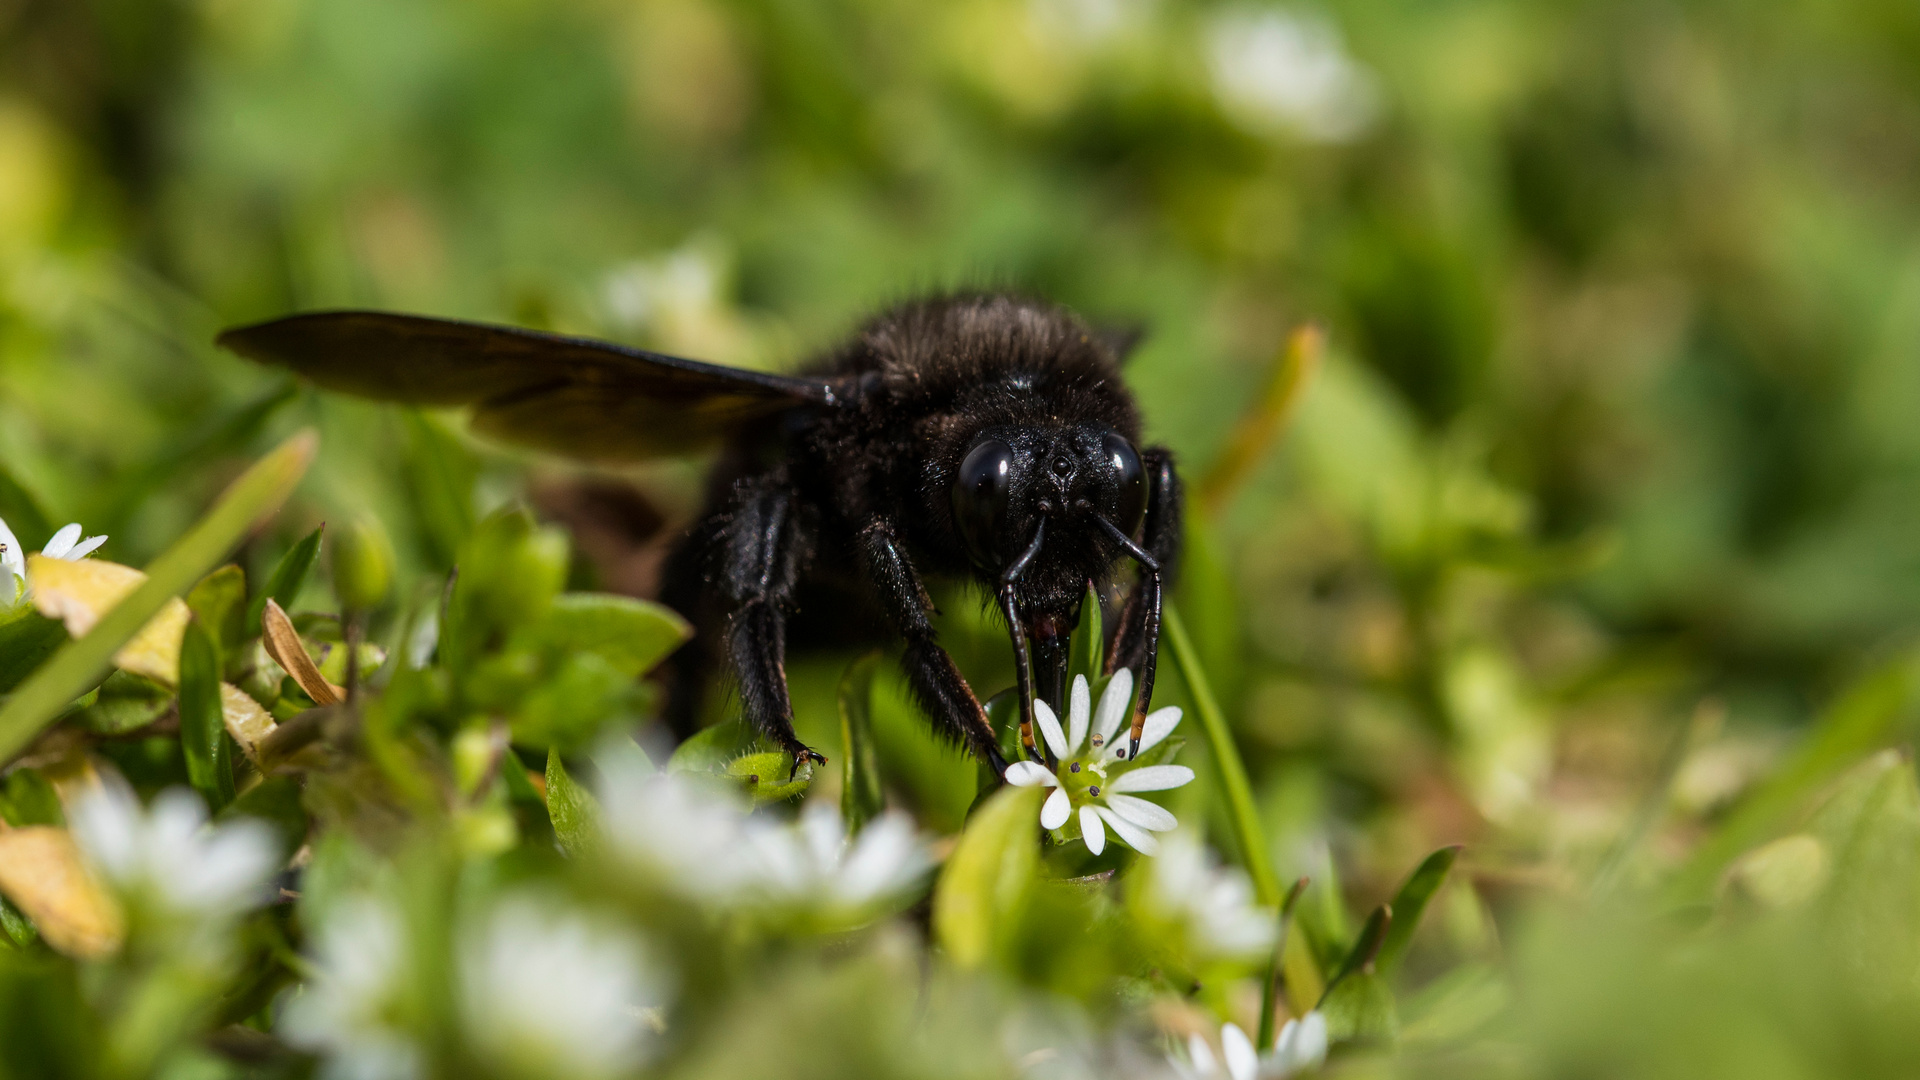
[330,517,394,613]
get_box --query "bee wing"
[217,311,850,460]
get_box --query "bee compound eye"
[953,438,1016,564]
[1102,432,1146,538]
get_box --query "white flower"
[280,894,423,1080]
[1143,834,1275,960]
[42,522,108,561]
[1176,1017,1327,1080]
[459,893,667,1080]
[1,516,107,606]
[1003,670,1192,855]
[599,764,932,922]
[743,802,933,914]
[1205,8,1378,142]
[68,785,276,918]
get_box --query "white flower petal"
[1003,761,1059,788]
[1131,706,1183,758]
[1079,804,1106,856]
[1040,787,1072,830]
[1108,764,1195,793]
[836,812,924,904]
[1274,1011,1329,1075]
[69,784,142,882]
[1105,793,1178,832]
[1221,1023,1258,1080]
[1096,806,1160,854]
[1067,675,1090,755]
[1034,699,1068,760]
[1092,668,1133,744]
[64,534,106,560]
[42,523,80,559]
[1186,1033,1217,1077]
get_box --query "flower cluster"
[283,889,668,1080]
[1004,670,1194,855]
[0,516,107,605]
[598,761,931,924]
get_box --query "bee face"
[950,423,1147,575]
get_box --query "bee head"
[949,424,1146,580]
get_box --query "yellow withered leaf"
[221,682,278,761]
[0,826,125,958]
[28,555,192,685]
[260,599,343,706]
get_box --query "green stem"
[1164,602,1279,905]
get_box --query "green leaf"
[0,431,316,764]
[246,524,324,632]
[1069,582,1103,688]
[512,652,636,752]
[0,768,62,827]
[1374,846,1460,977]
[546,748,600,856]
[219,775,308,862]
[443,509,568,673]
[74,671,171,734]
[522,594,691,678]
[669,717,752,774]
[0,893,37,948]
[1320,970,1400,1044]
[839,651,884,833]
[179,618,235,812]
[404,410,479,568]
[187,564,248,659]
[1668,653,1919,903]
[725,751,812,804]
[1801,751,1920,969]
[0,607,67,695]
[933,784,1044,969]
[0,467,52,553]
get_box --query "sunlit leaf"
[933,784,1043,969]
[28,556,192,685]
[0,828,123,958]
[546,748,600,857]
[1320,970,1400,1044]
[521,593,691,678]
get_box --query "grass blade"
[1164,602,1279,904]
[1374,846,1460,977]
[179,618,234,811]
[839,650,884,834]
[0,431,317,764]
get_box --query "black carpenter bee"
[218,293,1181,779]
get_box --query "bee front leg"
[856,519,1010,777]
[717,474,826,778]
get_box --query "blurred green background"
[7,0,1920,1071]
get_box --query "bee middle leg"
[716,474,826,773]
[856,518,1010,776]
